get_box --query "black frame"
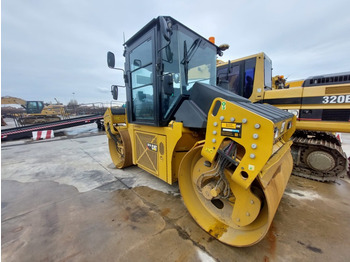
[125,27,157,125]
[123,16,219,127]
[217,57,257,98]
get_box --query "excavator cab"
[26,101,45,114]
[104,16,296,246]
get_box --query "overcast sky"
[2,0,350,104]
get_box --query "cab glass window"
[130,38,154,121]
[160,26,217,119]
[130,39,152,71]
[264,56,272,89]
[217,65,241,94]
[178,31,216,92]
[243,58,256,98]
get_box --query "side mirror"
[160,16,172,42]
[107,51,115,68]
[162,74,174,96]
[111,85,118,100]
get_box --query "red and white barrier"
[32,130,54,140]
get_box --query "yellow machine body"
[125,122,196,184]
[217,53,350,181]
[178,98,295,246]
[179,142,293,246]
[286,79,304,88]
[263,83,350,132]
[217,53,350,133]
[104,99,296,246]
[105,107,201,184]
[105,16,296,246]
[1,96,69,125]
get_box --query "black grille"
[322,109,350,121]
[303,72,350,87]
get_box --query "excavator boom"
[1,96,27,108]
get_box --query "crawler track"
[291,131,348,182]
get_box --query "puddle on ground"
[1,180,212,262]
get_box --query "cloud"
[95,86,110,93]
[2,0,350,104]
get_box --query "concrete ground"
[1,128,350,262]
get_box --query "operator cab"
[26,101,45,114]
[108,16,220,126]
[217,53,272,98]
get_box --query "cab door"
[126,28,157,125]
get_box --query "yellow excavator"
[217,52,350,181]
[1,96,69,125]
[103,16,296,246]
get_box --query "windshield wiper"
[181,38,202,85]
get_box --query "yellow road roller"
[104,16,296,247]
